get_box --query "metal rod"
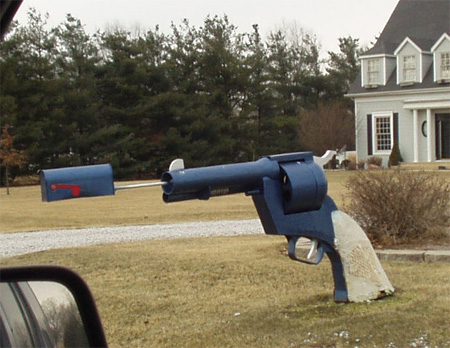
[114,181,167,191]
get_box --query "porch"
[403,98,450,162]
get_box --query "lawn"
[2,236,449,348]
[1,169,450,347]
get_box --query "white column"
[413,109,419,162]
[354,104,359,163]
[426,109,434,162]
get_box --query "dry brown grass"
[2,236,450,348]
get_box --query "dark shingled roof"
[348,0,450,95]
[364,0,450,56]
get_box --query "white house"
[347,0,450,165]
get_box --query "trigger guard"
[287,236,324,265]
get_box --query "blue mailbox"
[40,164,115,202]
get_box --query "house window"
[367,59,380,85]
[373,113,393,152]
[403,55,416,82]
[441,52,450,79]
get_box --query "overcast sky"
[15,0,400,55]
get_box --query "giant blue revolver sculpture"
[41,152,394,302]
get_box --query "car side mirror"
[0,265,107,348]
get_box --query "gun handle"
[329,210,394,302]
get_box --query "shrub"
[367,156,382,167]
[347,153,356,163]
[388,141,403,167]
[345,154,357,170]
[12,175,40,186]
[357,160,365,169]
[344,169,450,246]
[325,155,337,169]
[346,161,356,170]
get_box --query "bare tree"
[0,124,27,194]
[298,101,355,156]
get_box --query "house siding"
[437,38,450,52]
[356,99,405,166]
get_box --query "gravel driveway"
[0,219,264,258]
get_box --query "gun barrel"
[160,152,328,214]
[161,157,280,202]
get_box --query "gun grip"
[330,210,395,302]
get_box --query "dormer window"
[431,33,450,82]
[360,55,394,88]
[403,55,416,82]
[367,59,380,85]
[393,37,431,85]
[441,52,450,79]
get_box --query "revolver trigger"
[307,239,319,260]
[287,237,325,265]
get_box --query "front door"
[436,114,450,159]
